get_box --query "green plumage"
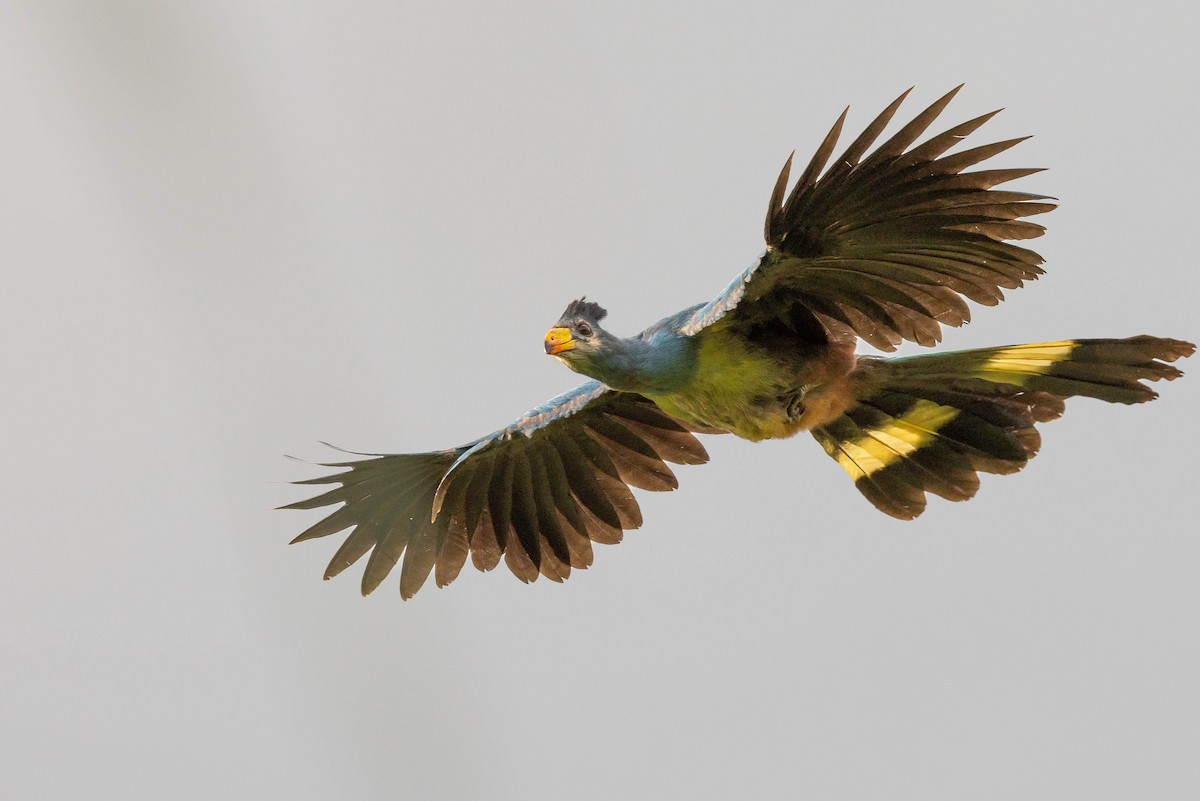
[646,320,799,440]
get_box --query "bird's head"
[544,297,613,375]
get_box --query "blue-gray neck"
[586,329,696,394]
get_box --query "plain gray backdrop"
[3,1,1197,799]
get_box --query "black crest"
[561,297,608,324]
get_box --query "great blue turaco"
[285,87,1193,600]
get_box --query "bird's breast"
[644,328,853,441]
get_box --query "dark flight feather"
[287,383,707,596]
[683,86,1056,348]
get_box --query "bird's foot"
[784,390,807,422]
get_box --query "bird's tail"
[810,336,1194,519]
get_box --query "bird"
[284,86,1194,600]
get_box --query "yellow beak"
[544,327,575,355]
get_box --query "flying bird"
[285,87,1193,600]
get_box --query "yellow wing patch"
[830,400,960,481]
[976,341,1077,383]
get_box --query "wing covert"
[681,86,1054,350]
[283,381,709,599]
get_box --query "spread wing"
[680,86,1055,351]
[282,381,709,599]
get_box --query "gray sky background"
[3,2,1197,799]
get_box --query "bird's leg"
[783,386,811,422]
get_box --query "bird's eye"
[577,322,593,337]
